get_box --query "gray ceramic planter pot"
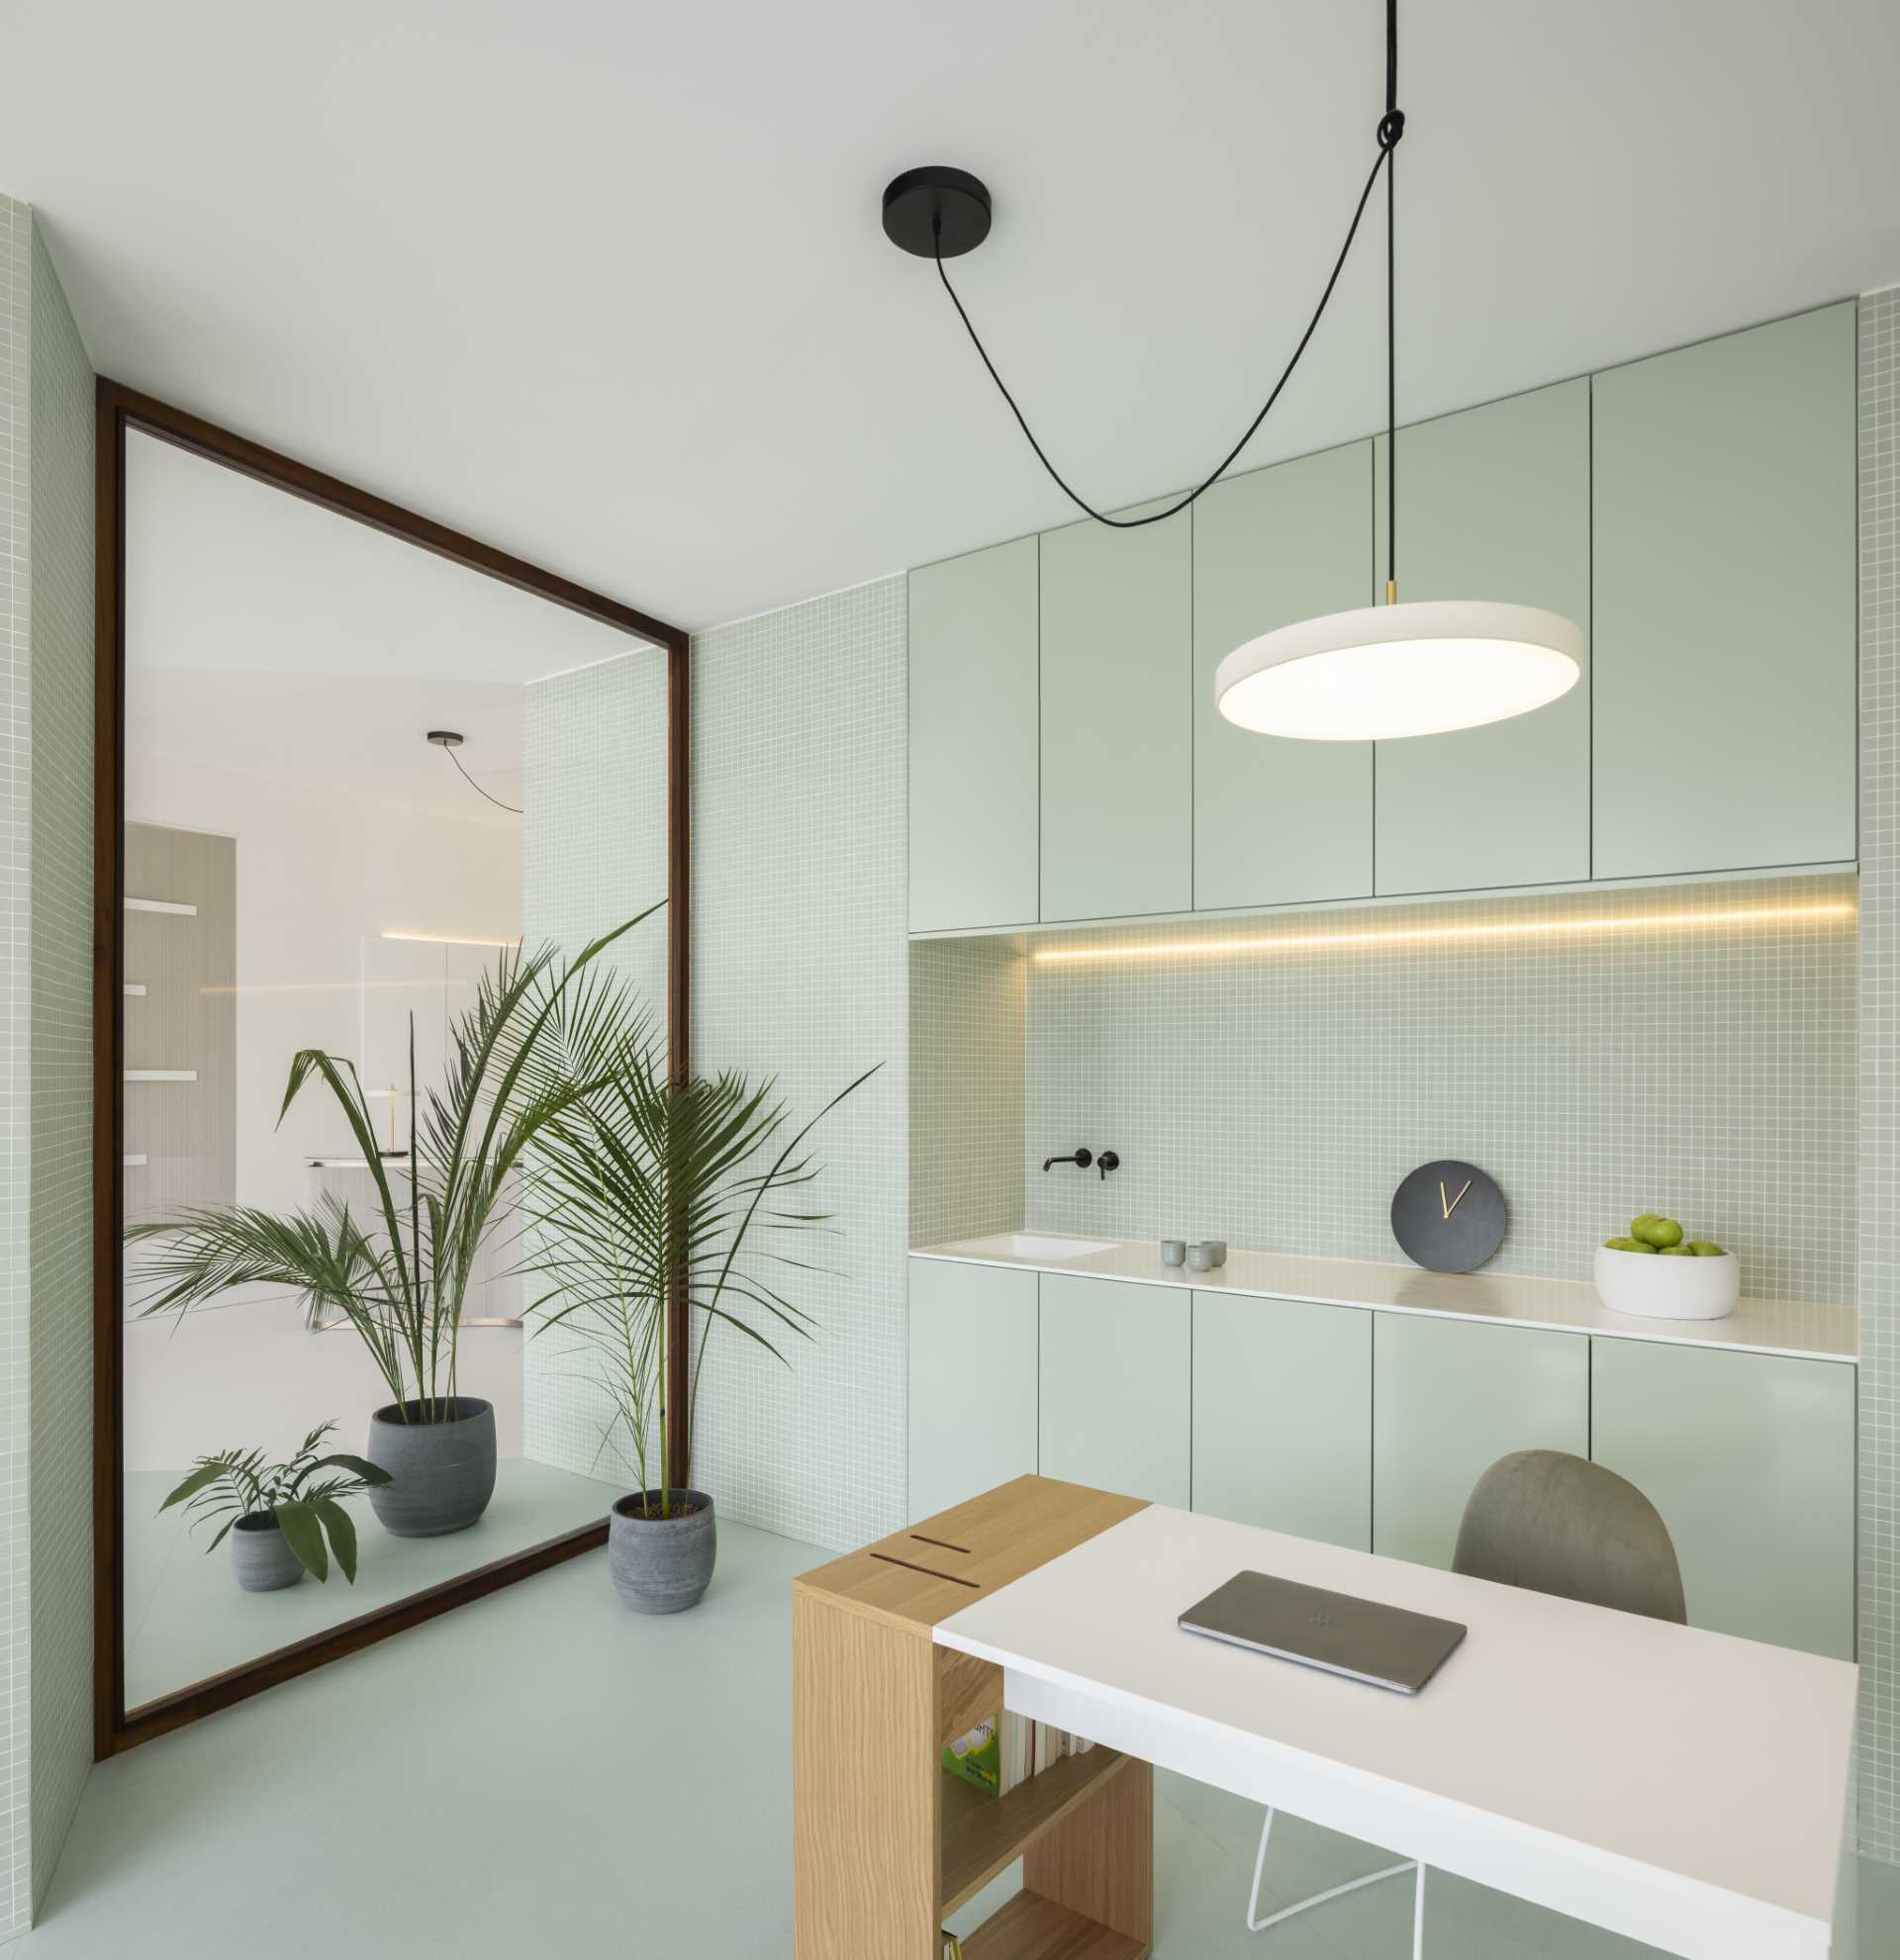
[231,1512,304,1592]
[609,1490,715,1615]
[365,1396,497,1538]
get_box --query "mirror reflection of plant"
[522,967,878,1520]
[126,910,660,1424]
[160,1422,393,1582]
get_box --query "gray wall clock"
[1391,1161,1507,1272]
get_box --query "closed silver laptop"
[1179,1569,1467,1695]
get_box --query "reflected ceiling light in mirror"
[380,929,521,948]
[1030,900,1856,965]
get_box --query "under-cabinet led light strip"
[1030,900,1856,965]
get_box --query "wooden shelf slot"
[958,1888,1148,1960]
[940,1749,1134,1917]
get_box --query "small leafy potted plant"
[161,1422,393,1591]
[129,912,655,1538]
[524,973,876,1614]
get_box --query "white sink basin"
[932,1233,1116,1263]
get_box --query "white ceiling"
[127,429,645,684]
[7,1,1899,633]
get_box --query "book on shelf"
[941,1711,1095,1800]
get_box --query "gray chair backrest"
[1452,1448,1687,1625]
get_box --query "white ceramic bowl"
[1593,1244,1740,1321]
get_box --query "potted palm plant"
[524,979,876,1614]
[161,1422,392,1591]
[129,911,655,1538]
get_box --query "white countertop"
[910,1234,1856,1363]
[935,1504,1856,1960]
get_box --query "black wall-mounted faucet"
[1095,1151,1121,1180]
[1042,1149,1092,1173]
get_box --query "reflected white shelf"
[124,982,146,997]
[125,1070,196,1083]
[123,1153,147,1167]
[126,897,197,916]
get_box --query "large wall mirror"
[95,385,690,1752]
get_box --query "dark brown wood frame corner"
[91,379,694,1757]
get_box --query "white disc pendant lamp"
[886,0,1580,744]
[1214,600,1582,742]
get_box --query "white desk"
[934,1505,1855,1960]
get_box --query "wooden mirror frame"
[92,380,693,1754]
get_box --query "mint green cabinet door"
[1192,444,1374,909]
[1373,381,1590,894]
[909,537,1040,932]
[1593,304,1856,878]
[1039,1273,1189,1506]
[1590,1340,1854,1658]
[1191,1293,1371,1549]
[907,1259,1039,1523]
[1040,502,1191,921]
[1373,1314,1588,1568]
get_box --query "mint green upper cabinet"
[1373,382,1591,894]
[1039,1273,1189,1506]
[1590,1339,1854,1658]
[908,537,1041,932]
[1592,304,1856,879]
[1373,1313,1588,1569]
[907,1257,1040,1524]
[1192,1294,1371,1549]
[1040,501,1192,922]
[1192,444,1375,909]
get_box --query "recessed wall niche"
[910,875,1856,1306]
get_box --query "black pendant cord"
[931,0,1406,532]
[1381,0,1402,597]
[443,742,522,814]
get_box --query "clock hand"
[1446,1178,1473,1217]
[1439,1179,1449,1221]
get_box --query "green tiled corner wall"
[686,580,908,1552]
[0,195,95,1938]
[522,579,909,1555]
[1858,285,1899,1861]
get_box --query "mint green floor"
[24,1519,1892,1957]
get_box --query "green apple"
[1687,1241,1728,1258]
[1604,1237,1656,1254]
[1657,1245,1693,1257]
[1630,1213,1662,1239]
[1634,1216,1683,1249]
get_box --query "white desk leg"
[1245,1806,1421,1939]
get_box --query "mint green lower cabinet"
[1589,1340,1855,1658]
[1373,1314,1588,1568]
[1039,1274,1189,1506]
[1191,1294,1371,1548]
[907,1259,1038,1523]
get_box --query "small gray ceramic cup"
[1160,1239,1187,1266]
[1186,1244,1215,1272]
[1197,1240,1228,1267]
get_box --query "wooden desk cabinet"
[793,1476,1155,1959]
